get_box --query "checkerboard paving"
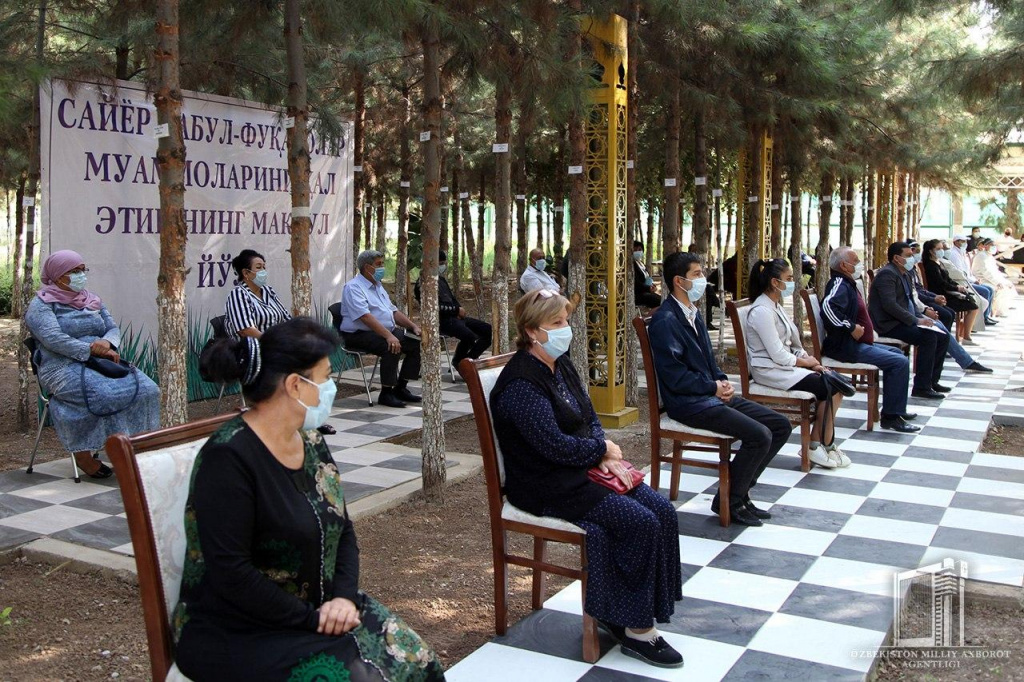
[448,322,1024,681]
[0,368,475,555]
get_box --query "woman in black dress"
[174,318,444,682]
[489,290,684,669]
[922,238,979,343]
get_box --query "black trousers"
[441,316,492,363]
[678,397,792,506]
[341,328,420,387]
[636,291,662,309]
[883,322,949,390]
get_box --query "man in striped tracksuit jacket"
[820,246,919,433]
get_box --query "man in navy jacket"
[649,252,791,527]
[820,246,918,432]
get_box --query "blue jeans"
[972,283,995,321]
[854,343,910,416]
[934,320,974,369]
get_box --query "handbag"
[84,356,132,379]
[81,358,140,417]
[587,461,645,494]
[822,369,856,397]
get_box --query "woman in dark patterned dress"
[174,317,444,682]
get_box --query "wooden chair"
[726,299,816,473]
[459,353,600,663]
[106,411,242,682]
[800,289,880,431]
[632,315,736,526]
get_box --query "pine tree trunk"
[396,71,413,309]
[375,190,386,253]
[864,170,874,267]
[789,165,804,333]
[439,155,449,255]
[742,127,762,293]
[645,201,654,271]
[554,126,566,261]
[815,174,834,298]
[1006,190,1021,234]
[492,82,513,354]
[663,82,681,257]
[154,0,188,427]
[419,26,446,500]
[352,69,366,267]
[536,196,544,251]
[284,0,312,316]
[12,177,25,319]
[895,172,907,243]
[514,102,533,276]
[692,111,709,255]
[837,176,849,247]
[476,172,486,280]
[450,149,462,292]
[566,6,587,378]
[714,153,727,363]
[462,185,481,313]
[769,140,784,258]
[362,185,373,255]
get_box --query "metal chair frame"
[24,337,83,483]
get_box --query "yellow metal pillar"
[735,131,773,298]
[580,14,637,428]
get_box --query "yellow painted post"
[580,14,637,428]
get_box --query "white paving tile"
[940,507,1024,538]
[838,440,908,456]
[772,487,867,515]
[839,515,937,546]
[340,466,420,487]
[869,482,955,507]
[8,479,110,505]
[971,452,1024,471]
[679,536,731,567]
[957,476,1024,501]
[891,457,969,478]
[907,435,980,452]
[930,416,992,432]
[681,567,799,612]
[541,581,583,616]
[801,556,901,597]
[445,643,593,682]
[595,632,744,682]
[809,463,890,482]
[732,524,837,556]
[748,613,885,673]
[918,547,1024,588]
[331,448,400,466]
[0,505,109,534]
[937,400,997,413]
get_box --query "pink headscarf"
[36,250,103,310]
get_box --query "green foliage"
[1,606,12,627]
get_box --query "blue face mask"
[438,264,447,276]
[684,277,707,302]
[67,271,88,292]
[633,251,644,261]
[374,266,386,282]
[252,269,268,287]
[534,259,547,272]
[902,257,915,272]
[539,326,572,359]
[295,375,337,431]
[934,249,945,260]
[778,280,795,298]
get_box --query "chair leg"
[650,436,662,495]
[357,354,373,407]
[867,373,879,432]
[579,542,600,664]
[442,337,457,382]
[493,539,509,636]
[216,383,226,412]
[669,441,682,501]
[800,403,811,473]
[719,442,731,527]
[27,402,49,474]
[69,450,82,484]
[531,537,548,610]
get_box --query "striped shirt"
[224,283,291,338]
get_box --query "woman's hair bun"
[198,336,247,385]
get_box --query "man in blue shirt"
[648,252,792,527]
[340,250,422,408]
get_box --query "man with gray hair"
[339,250,422,408]
[821,246,918,432]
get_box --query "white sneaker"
[809,446,837,469]
[825,445,851,468]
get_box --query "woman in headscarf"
[25,250,160,477]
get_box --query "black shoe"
[911,388,945,400]
[706,323,718,331]
[881,415,921,433]
[985,319,998,326]
[317,424,337,435]
[745,500,772,520]
[378,391,407,408]
[729,504,764,527]
[900,413,919,421]
[394,386,422,403]
[619,634,684,669]
[931,383,951,393]
[966,362,993,374]
[710,492,721,515]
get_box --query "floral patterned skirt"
[176,593,445,682]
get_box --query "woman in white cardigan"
[745,259,848,469]
[972,238,1018,317]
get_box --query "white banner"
[40,79,353,398]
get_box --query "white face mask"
[538,325,572,358]
[438,264,447,276]
[852,263,864,280]
[682,277,707,302]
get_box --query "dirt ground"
[981,424,1024,458]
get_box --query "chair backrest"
[459,353,516,524]
[23,337,41,377]
[209,315,227,339]
[328,302,343,332]
[916,262,929,290]
[105,411,241,682]
[799,289,825,357]
[725,299,753,393]
[632,316,665,435]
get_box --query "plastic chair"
[328,302,380,407]
[24,337,83,483]
[207,315,244,411]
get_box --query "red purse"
[587,461,645,494]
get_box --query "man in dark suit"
[632,240,662,309]
[648,252,792,527]
[869,242,949,400]
[415,250,492,373]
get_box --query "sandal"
[74,453,114,479]
[317,424,337,435]
[88,463,114,479]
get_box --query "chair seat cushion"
[748,382,816,401]
[502,501,585,534]
[823,357,879,371]
[167,663,194,682]
[659,414,732,440]
[875,336,908,348]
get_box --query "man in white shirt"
[519,248,561,294]
[948,235,997,325]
